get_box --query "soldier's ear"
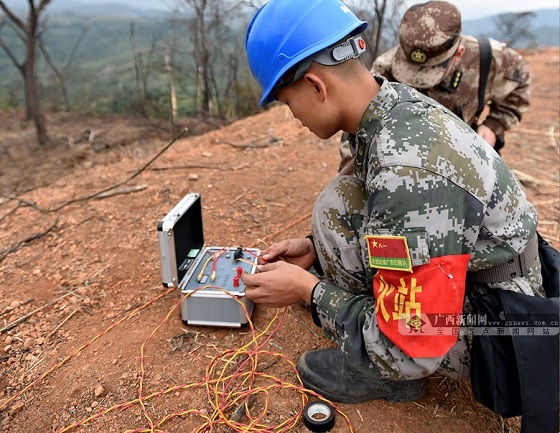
[455,45,465,60]
[303,72,328,101]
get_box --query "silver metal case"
[157,193,258,327]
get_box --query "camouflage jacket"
[352,77,538,272]
[371,35,532,135]
[313,77,540,379]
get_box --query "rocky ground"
[0,48,558,433]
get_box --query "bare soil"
[0,48,558,433]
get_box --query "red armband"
[373,254,471,358]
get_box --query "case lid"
[158,193,204,285]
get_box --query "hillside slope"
[0,48,558,433]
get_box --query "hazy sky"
[91,0,559,20]
[405,0,560,19]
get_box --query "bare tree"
[0,0,51,146]
[130,22,152,118]
[178,0,240,117]
[350,0,407,66]
[239,0,264,8]
[162,40,178,120]
[494,12,536,47]
[184,0,211,115]
[38,23,89,111]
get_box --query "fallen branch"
[0,298,34,318]
[0,202,22,223]
[515,126,559,138]
[0,216,59,264]
[48,128,187,211]
[216,136,282,149]
[94,184,147,199]
[0,128,187,214]
[0,288,78,334]
[512,169,559,188]
[288,306,321,338]
[549,126,559,155]
[45,309,80,340]
[0,195,50,214]
[149,164,227,171]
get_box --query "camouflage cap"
[392,1,462,89]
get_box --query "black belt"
[468,235,539,283]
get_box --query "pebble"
[23,337,34,348]
[94,385,104,397]
[9,401,24,416]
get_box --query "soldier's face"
[441,45,465,80]
[276,74,340,140]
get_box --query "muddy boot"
[296,348,426,403]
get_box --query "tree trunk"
[25,19,48,146]
[373,0,388,60]
[164,48,178,120]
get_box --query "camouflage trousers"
[310,175,471,381]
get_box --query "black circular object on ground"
[303,400,336,432]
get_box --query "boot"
[296,348,426,404]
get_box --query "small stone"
[9,401,24,416]
[94,385,104,397]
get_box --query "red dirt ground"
[0,47,558,433]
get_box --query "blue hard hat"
[246,0,368,107]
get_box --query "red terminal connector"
[237,266,243,277]
[233,275,240,287]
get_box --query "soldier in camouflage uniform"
[339,1,532,174]
[243,0,543,405]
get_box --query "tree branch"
[0,1,27,31]
[0,215,59,264]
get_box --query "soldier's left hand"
[477,124,497,147]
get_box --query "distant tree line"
[0,0,536,147]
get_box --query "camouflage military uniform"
[340,2,531,173]
[311,76,542,381]
[372,35,532,134]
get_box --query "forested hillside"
[0,2,558,119]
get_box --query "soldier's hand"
[260,238,316,270]
[241,261,319,307]
[477,125,497,147]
